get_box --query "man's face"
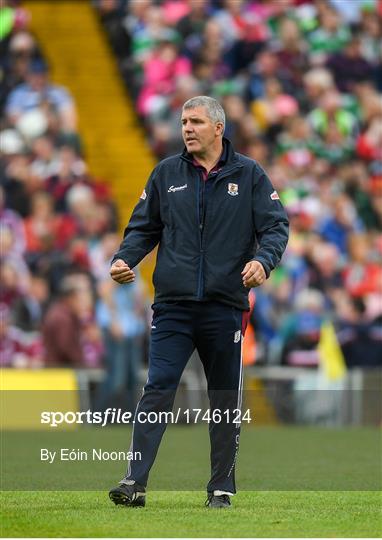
[27,72,47,91]
[181,106,223,154]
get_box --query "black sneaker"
[205,492,231,508]
[109,480,146,507]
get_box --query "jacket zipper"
[196,163,243,300]
[197,173,205,299]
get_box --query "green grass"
[1,490,381,537]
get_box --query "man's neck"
[192,141,223,173]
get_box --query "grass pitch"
[1,490,381,537]
[1,425,381,536]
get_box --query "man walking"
[109,96,289,508]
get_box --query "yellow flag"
[318,321,347,381]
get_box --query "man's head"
[59,274,92,316]
[26,59,49,91]
[181,96,225,156]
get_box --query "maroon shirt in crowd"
[42,300,83,366]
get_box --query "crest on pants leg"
[234,330,241,343]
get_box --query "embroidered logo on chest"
[227,183,239,196]
[168,184,188,193]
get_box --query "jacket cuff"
[252,257,271,279]
[111,255,130,267]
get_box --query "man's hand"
[110,259,135,284]
[241,260,266,288]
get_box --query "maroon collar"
[191,148,225,180]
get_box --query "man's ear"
[216,122,224,136]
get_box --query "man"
[5,59,77,132]
[42,277,84,367]
[109,96,289,508]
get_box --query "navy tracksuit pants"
[124,300,246,494]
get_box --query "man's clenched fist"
[110,259,135,284]
[241,260,266,288]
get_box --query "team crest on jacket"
[270,190,279,200]
[140,189,147,200]
[227,183,239,196]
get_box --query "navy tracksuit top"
[113,138,289,310]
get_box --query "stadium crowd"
[0,0,147,410]
[1,0,381,380]
[96,0,382,368]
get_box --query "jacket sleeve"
[112,169,163,268]
[252,164,289,277]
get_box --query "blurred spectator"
[253,268,293,357]
[326,32,374,93]
[356,116,382,162]
[195,20,230,82]
[336,295,382,368]
[90,232,121,283]
[128,3,179,68]
[5,59,77,133]
[42,275,101,367]
[276,116,314,169]
[275,17,309,98]
[308,90,357,142]
[0,258,29,310]
[0,136,35,217]
[212,0,269,73]
[176,0,207,57]
[307,4,351,58]
[95,277,146,412]
[302,67,335,111]
[29,135,61,181]
[342,233,380,298]
[0,31,40,112]
[251,76,299,136]
[280,289,325,366]
[0,185,26,256]
[12,273,49,332]
[46,147,88,212]
[306,239,343,299]
[96,0,131,59]
[329,0,376,25]
[0,302,42,368]
[248,49,282,101]
[24,191,77,253]
[318,193,364,254]
[137,40,191,118]
[336,162,369,219]
[358,3,382,66]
